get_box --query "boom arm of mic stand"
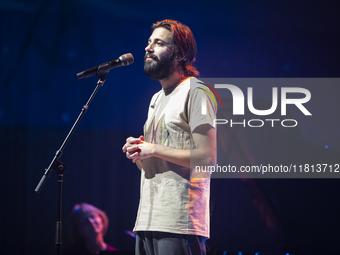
[34,73,107,193]
[34,72,108,255]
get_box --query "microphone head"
[120,53,134,66]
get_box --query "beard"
[144,53,175,80]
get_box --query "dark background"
[1,1,339,254]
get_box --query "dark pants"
[135,231,207,255]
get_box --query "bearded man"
[123,19,217,255]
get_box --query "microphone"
[77,53,134,79]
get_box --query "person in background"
[64,203,117,255]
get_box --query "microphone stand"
[35,73,108,255]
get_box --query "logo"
[198,79,312,128]
[214,84,311,116]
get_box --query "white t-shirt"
[133,77,217,238]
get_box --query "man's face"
[144,27,175,80]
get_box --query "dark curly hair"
[152,19,199,77]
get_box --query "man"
[122,19,217,255]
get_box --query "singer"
[122,19,217,255]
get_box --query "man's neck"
[159,69,186,90]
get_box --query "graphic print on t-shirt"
[144,113,169,145]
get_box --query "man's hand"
[122,135,154,163]
[122,126,216,169]
[122,135,143,152]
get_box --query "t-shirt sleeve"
[188,81,217,133]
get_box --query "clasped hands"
[122,135,154,163]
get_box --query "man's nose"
[145,43,154,52]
